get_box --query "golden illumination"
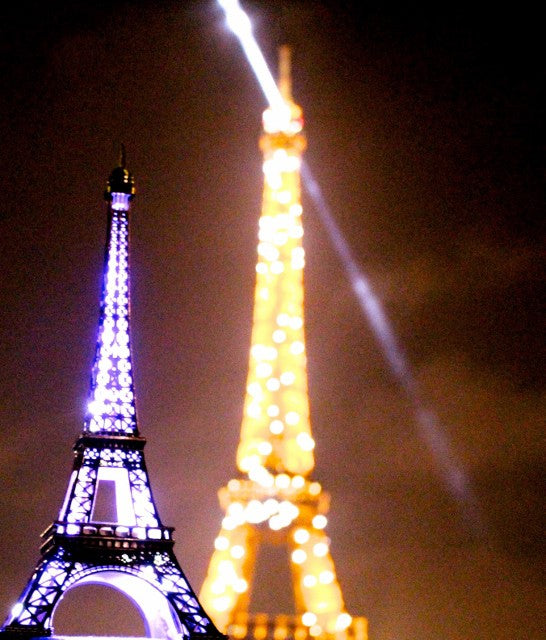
[199,49,367,640]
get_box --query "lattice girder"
[3,544,217,639]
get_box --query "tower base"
[1,532,225,640]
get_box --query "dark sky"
[0,2,544,639]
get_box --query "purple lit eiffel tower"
[1,153,224,640]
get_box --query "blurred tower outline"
[199,48,368,640]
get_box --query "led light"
[285,156,301,172]
[290,341,305,355]
[293,528,310,544]
[309,482,322,496]
[266,377,280,391]
[258,242,279,261]
[335,613,352,631]
[246,403,261,419]
[249,465,274,487]
[303,574,317,588]
[268,515,285,531]
[291,549,306,564]
[302,612,317,627]
[258,441,273,455]
[319,570,334,584]
[276,313,290,326]
[222,516,237,531]
[269,420,284,434]
[264,498,279,512]
[272,330,286,343]
[289,316,303,330]
[277,190,291,204]
[148,528,162,540]
[218,560,235,576]
[290,225,304,239]
[275,474,290,489]
[247,382,262,396]
[273,232,288,246]
[296,433,315,451]
[11,603,23,618]
[230,545,245,559]
[256,363,273,377]
[312,515,327,529]
[290,203,303,216]
[233,578,248,593]
[309,625,322,637]
[267,404,280,417]
[292,475,305,488]
[227,502,244,516]
[211,580,226,595]
[228,479,241,491]
[283,501,299,521]
[273,149,288,162]
[271,261,284,274]
[245,500,267,523]
[264,170,282,190]
[280,371,296,385]
[214,536,229,551]
[241,454,260,471]
[212,596,231,612]
[313,542,329,557]
[285,411,300,426]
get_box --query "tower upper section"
[84,154,139,437]
[236,49,314,478]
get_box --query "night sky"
[0,2,544,639]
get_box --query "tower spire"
[200,55,367,640]
[119,142,126,169]
[278,45,292,101]
[1,155,225,640]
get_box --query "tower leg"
[2,544,222,640]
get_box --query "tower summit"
[199,51,368,640]
[1,155,225,640]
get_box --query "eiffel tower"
[1,153,225,640]
[199,49,368,640]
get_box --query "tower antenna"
[119,142,127,169]
[279,44,292,101]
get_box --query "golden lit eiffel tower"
[200,48,368,640]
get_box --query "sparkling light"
[335,613,353,631]
[214,536,230,551]
[291,549,307,564]
[293,528,310,544]
[269,420,284,434]
[312,515,327,529]
[303,574,317,588]
[319,570,335,585]
[302,612,317,627]
[85,206,137,436]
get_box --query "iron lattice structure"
[1,159,224,640]
[199,49,368,640]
